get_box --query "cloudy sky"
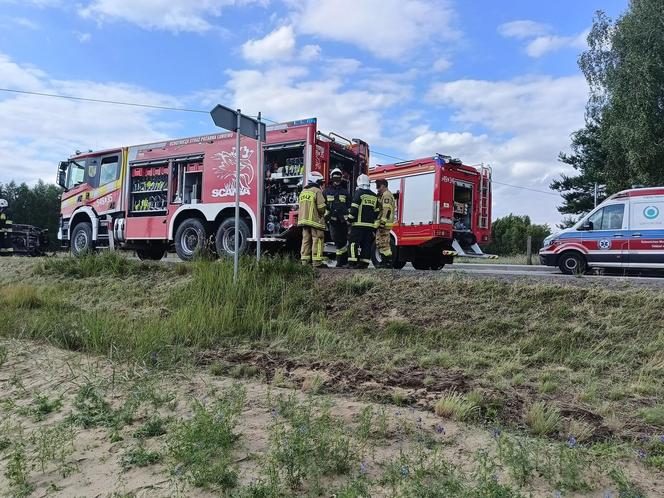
[0,0,627,226]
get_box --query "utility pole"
[594,183,598,208]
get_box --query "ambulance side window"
[587,204,625,230]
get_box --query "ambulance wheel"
[215,218,250,258]
[136,245,166,261]
[71,222,95,257]
[175,218,208,261]
[558,251,587,275]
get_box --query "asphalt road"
[424,262,664,288]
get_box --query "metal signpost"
[210,105,267,282]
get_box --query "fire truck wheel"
[136,245,166,261]
[215,218,250,258]
[558,251,587,275]
[412,258,431,270]
[175,218,208,261]
[71,222,95,257]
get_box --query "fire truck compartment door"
[402,173,435,225]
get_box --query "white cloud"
[498,19,588,58]
[79,0,262,32]
[289,0,457,60]
[0,52,178,184]
[433,57,451,72]
[498,20,551,39]
[220,66,405,143]
[10,17,40,30]
[75,31,92,43]
[411,75,589,224]
[525,30,588,58]
[300,44,321,62]
[242,25,296,63]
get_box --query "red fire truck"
[56,118,369,260]
[368,154,493,270]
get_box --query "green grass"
[434,392,480,421]
[167,385,245,490]
[2,253,664,446]
[456,254,541,265]
[524,402,562,436]
[121,445,163,471]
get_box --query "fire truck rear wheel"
[412,258,431,270]
[136,245,166,261]
[71,221,95,257]
[215,218,250,258]
[174,218,208,261]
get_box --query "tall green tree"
[0,181,62,249]
[485,214,551,256]
[552,0,664,214]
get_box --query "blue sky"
[0,0,628,226]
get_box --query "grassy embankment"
[0,253,662,496]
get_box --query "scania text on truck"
[56,118,369,261]
[368,154,493,270]
[540,187,664,274]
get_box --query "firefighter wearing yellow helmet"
[298,171,327,267]
[374,178,396,268]
[347,174,379,269]
[323,167,350,267]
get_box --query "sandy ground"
[0,339,662,497]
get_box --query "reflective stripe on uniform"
[360,258,371,263]
[336,246,348,255]
[349,243,358,262]
[352,221,376,228]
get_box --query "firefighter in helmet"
[347,174,379,269]
[324,168,350,267]
[375,178,396,268]
[298,171,327,267]
[0,199,13,256]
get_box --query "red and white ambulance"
[540,187,664,274]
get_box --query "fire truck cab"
[369,154,493,270]
[57,118,369,260]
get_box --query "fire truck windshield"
[61,160,85,190]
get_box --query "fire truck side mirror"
[57,162,68,190]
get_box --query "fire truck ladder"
[478,164,491,230]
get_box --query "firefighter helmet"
[0,199,7,210]
[330,168,342,179]
[308,171,324,186]
[357,174,370,189]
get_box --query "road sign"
[210,105,266,282]
[210,104,266,141]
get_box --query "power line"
[0,87,560,197]
[0,87,210,114]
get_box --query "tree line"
[551,0,664,218]
[0,181,62,250]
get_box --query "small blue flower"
[659,435,664,444]
[359,462,367,475]
[637,449,647,459]
[298,425,308,435]
[149,351,158,364]
[400,465,409,477]
[396,410,402,417]
[567,435,577,448]
[271,408,278,418]
[174,464,184,476]
[492,428,502,439]
[435,424,445,434]
[492,473,499,483]
[553,490,562,498]
[604,491,613,498]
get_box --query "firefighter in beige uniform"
[298,171,327,267]
[0,199,12,256]
[375,179,395,267]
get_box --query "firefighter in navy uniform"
[0,199,13,256]
[347,174,379,269]
[323,168,350,268]
[375,179,396,268]
[297,171,327,267]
